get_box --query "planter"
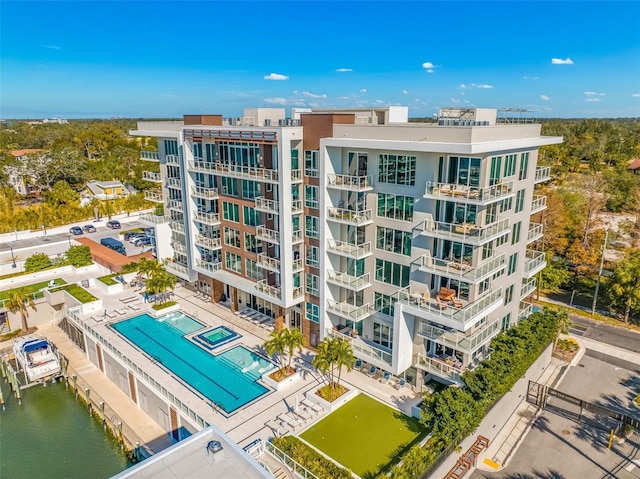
[149,302,180,317]
[94,276,124,296]
[304,383,359,413]
[262,369,300,391]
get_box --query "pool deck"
[1,267,421,462]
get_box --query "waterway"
[0,378,130,479]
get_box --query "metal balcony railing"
[144,190,163,203]
[166,177,182,189]
[527,223,544,243]
[534,166,551,183]
[140,150,159,161]
[329,329,392,367]
[326,240,372,259]
[256,279,281,299]
[414,352,464,384]
[195,235,221,250]
[424,180,514,204]
[255,226,280,244]
[256,253,280,272]
[326,270,371,291]
[417,317,501,354]
[531,195,547,215]
[518,301,533,321]
[418,217,510,245]
[195,258,222,273]
[416,253,506,284]
[255,197,279,213]
[191,186,219,199]
[165,154,180,165]
[521,277,537,298]
[193,212,220,225]
[327,174,373,191]
[142,171,162,182]
[326,207,373,226]
[524,250,546,277]
[171,221,184,233]
[326,300,372,322]
[167,200,183,212]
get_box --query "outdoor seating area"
[353,360,410,392]
[92,308,129,323]
[236,308,275,331]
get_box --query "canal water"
[0,378,130,479]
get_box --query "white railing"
[326,207,373,225]
[291,169,303,181]
[527,223,543,243]
[166,177,181,189]
[194,212,220,225]
[424,180,514,203]
[535,166,551,183]
[165,154,180,165]
[326,300,372,322]
[327,239,372,258]
[305,168,319,178]
[524,250,546,275]
[417,317,500,353]
[255,226,280,243]
[171,221,184,232]
[256,279,281,299]
[521,277,537,298]
[264,441,320,479]
[167,200,183,212]
[326,271,371,291]
[164,261,189,277]
[144,190,163,202]
[329,329,392,367]
[327,174,373,190]
[142,171,162,182]
[195,259,222,273]
[293,286,304,298]
[292,258,303,272]
[191,186,219,199]
[257,253,280,272]
[140,150,159,161]
[196,235,221,249]
[207,163,279,182]
[417,253,505,283]
[531,195,547,214]
[188,160,216,172]
[291,200,303,214]
[414,352,464,383]
[172,241,186,254]
[255,197,279,213]
[419,217,510,245]
[518,301,533,321]
[292,230,303,243]
[139,213,169,224]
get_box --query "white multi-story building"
[132,106,561,388]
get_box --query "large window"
[503,154,517,177]
[222,202,239,222]
[515,190,526,213]
[378,154,416,185]
[304,151,319,177]
[490,156,502,185]
[164,140,178,156]
[504,284,514,305]
[376,227,411,256]
[306,245,319,268]
[244,233,261,253]
[306,274,319,296]
[305,185,318,209]
[305,302,319,323]
[218,141,260,167]
[242,180,261,199]
[245,258,263,280]
[305,215,319,239]
[508,253,518,275]
[375,293,395,317]
[375,259,410,287]
[224,227,241,248]
[448,156,481,186]
[511,221,522,245]
[377,193,414,221]
[221,177,238,196]
[192,142,203,159]
[225,252,242,273]
[373,322,393,349]
[205,143,216,161]
[519,152,529,180]
[243,206,261,227]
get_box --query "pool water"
[194,326,240,350]
[156,311,204,334]
[111,314,274,413]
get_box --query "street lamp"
[42,224,47,236]
[9,244,16,268]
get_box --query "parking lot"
[68,220,152,257]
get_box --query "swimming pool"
[155,311,204,335]
[111,313,274,413]
[194,326,241,350]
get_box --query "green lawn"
[49,284,98,304]
[0,278,67,301]
[300,393,425,478]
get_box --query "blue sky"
[2,1,639,119]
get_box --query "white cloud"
[302,91,327,98]
[360,88,367,93]
[336,68,353,72]
[540,95,550,101]
[402,90,408,95]
[450,98,461,104]
[633,93,640,97]
[43,45,61,50]
[426,69,434,73]
[471,83,494,89]
[264,97,288,105]
[458,84,467,90]
[585,98,602,102]
[584,91,606,97]
[422,61,434,69]
[375,100,385,104]
[264,73,289,81]
[551,58,574,65]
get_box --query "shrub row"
[271,436,352,479]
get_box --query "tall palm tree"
[146,270,176,304]
[283,328,305,372]
[264,329,287,372]
[331,338,355,388]
[312,337,355,390]
[5,287,36,332]
[312,339,333,385]
[137,257,162,281]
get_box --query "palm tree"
[312,337,355,390]
[312,339,333,385]
[283,328,305,372]
[5,287,36,332]
[146,270,176,304]
[332,338,355,388]
[264,329,287,372]
[137,257,161,281]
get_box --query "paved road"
[567,314,640,354]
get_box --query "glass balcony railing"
[524,250,546,277]
[171,221,184,233]
[326,207,373,226]
[531,195,547,215]
[417,317,501,354]
[139,213,169,224]
[527,223,544,243]
[171,241,186,254]
[418,217,510,245]
[327,240,372,259]
[518,301,533,321]
[195,235,221,250]
[256,279,281,299]
[329,329,392,367]
[255,226,280,244]
[144,190,163,203]
[414,352,464,384]
[326,271,371,291]
[167,200,183,212]
[423,180,514,204]
[140,150,159,162]
[255,197,279,213]
[195,258,222,273]
[327,174,373,191]
[193,212,220,226]
[142,171,162,182]
[416,253,506,284]
[292,258,304,272]
[166,178,182,190]
[165,154,180,165]
[256,253,280,272]
[534,166,551,183]
[291,169,303,182]
[292,200,303,214]
[191,186,219,199]
[521,277,537,298]
[189,162,280,182]
[164,261,189,277]
[326,300,372,322]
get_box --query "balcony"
[167,200,183,212]
[255,197,279,214]
[531,195,547,215]
[256,279,281,299]
[414,353,464,385]
[527,223,543,243]
[423,181,514,205]
[521,277,537,298]
[166,178,182,190]
[255,226,280,244]
[292,258,304,272]
[416,253,506,284]
[518,301,533,321]
[172,241,186,254]
[417,317,501,354]
[534,166,551,184]
[140,150,159,162]
[291,200,303,214]
[291,169,303,182]
[327,174,374,192]
[139,213,169,225]
[144,190,163,203]
[195,235,221,250]
[171,221,184,233]
[191,186,218,199]
[188,160,216,173]
[165,154,180,165]
[397,287,503,330]
[293,286,304,299]
[326,271,371,292]
[193,211,220,226]
[142,171,162,183]
[164,261,189,278]
[418,216,510,246]
[329,329,392,368]
[327,240,372,259]
[524,250,546,278]
[326,300,372,322]
[327,207,373,226]
[192,163,279,183]
[305,168,319,178]
[195,258,222,273]
[256,253,280,272]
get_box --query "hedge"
[271,436,352,479]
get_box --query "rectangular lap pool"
[111,313,274,414]
[193,325,241,350]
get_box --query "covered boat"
[13,336,61,382]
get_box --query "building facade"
[132,106,561,388]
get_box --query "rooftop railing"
[195,235,221,250]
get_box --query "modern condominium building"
[132,106,561,389]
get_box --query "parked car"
[123,231,141,241]
[135,237,152,247]
[128,233,146,243]
[69,226,83,235]
[82,224,96,233]
[106,220,121,229]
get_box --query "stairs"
[443,435,490,479]
[273,468,288,479]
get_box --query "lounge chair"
[367,365,377,377]
[380,371,391,384]
[395,378,406,390]
[355,358,363,370]
[302,399,324,414]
